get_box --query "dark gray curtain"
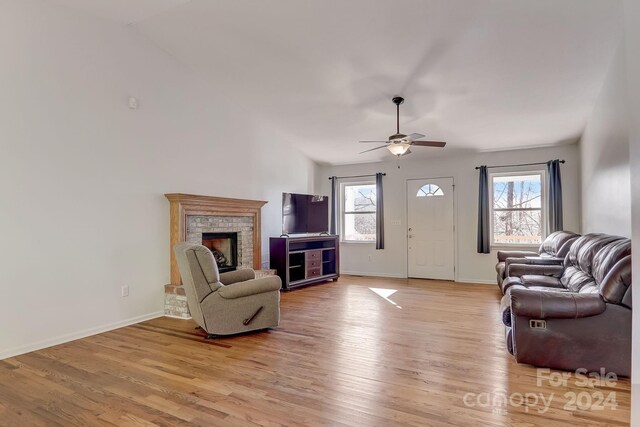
[547,159,563,232]
[477,165,490,254]
[330,176,337,235]
[375,172,385,250]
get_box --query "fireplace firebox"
[201,232,238,273]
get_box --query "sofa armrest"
[219,269,256,285]
[507,264,564,278]
[500,276,524,294]
[497,250,538,262]
[505,256,563,267]
[218,276,282,299]
[510,288,606,319]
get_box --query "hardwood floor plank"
[0,276,631,426]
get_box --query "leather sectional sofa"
[495,230,579,289]
[499,233,632,376]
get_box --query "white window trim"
[339,180,376,244]
[489,169,547,250]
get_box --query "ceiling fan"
[359,96,446,157]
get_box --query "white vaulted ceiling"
[47,0,191,25]
[46,0,624,165]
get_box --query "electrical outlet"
[121,285,129,297]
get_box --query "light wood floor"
[0,276,631,426]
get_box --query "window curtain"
[375,172,385,250]
[330,176,337,235]
[477,165,490,254]
[547,159,563,232]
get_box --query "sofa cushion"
[565,234,622,277]
[521,275,564,289]
[538,230,579,257]
[592,240,632,288]
[560,266,595,292]
[559,234,629,292]
[599,255,632,304]
[621,286,633,309]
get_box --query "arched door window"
[416,184,444,197]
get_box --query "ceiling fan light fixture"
[387,142,411,156]
[357,96,446,157]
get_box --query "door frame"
[405,176,457,281]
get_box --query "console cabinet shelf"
[269,235,339,290]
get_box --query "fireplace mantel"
[165,193,267,285]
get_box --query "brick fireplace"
[201,231,238,273]
[164,193,267,318]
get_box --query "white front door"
[407,177,455,280]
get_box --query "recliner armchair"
[500,233,632,376]
[174,242,281,337]
[495,230,579,290]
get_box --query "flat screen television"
[282,192,329,235]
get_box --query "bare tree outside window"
[342,183,376,241]
[492,174,543,245]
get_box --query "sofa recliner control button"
[529,319,546,329]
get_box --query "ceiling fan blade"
[406,133,426,140]
[411,140,447,148]
[359,140,389,143]
[359,145,389,154]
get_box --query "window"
[416,184,444,197]
[490,172,545,246]
[341,182,376,242]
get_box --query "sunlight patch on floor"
[369,288,402,308]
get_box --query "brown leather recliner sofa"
[500,233,632,376]
[495,230,579,290]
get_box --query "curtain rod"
[475,160,565,170]
[328,173,386,180]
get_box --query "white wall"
[0,0,317,359]
[580,43,631,237]
[317,144,581,283]
[623,0,640,421]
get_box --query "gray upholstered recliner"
[173,242,281,337]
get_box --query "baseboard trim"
[342,271,407,279]
[341,271,497,285]
[164,314,192,320]
[456,278,496,285]
[0,311,164,361]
